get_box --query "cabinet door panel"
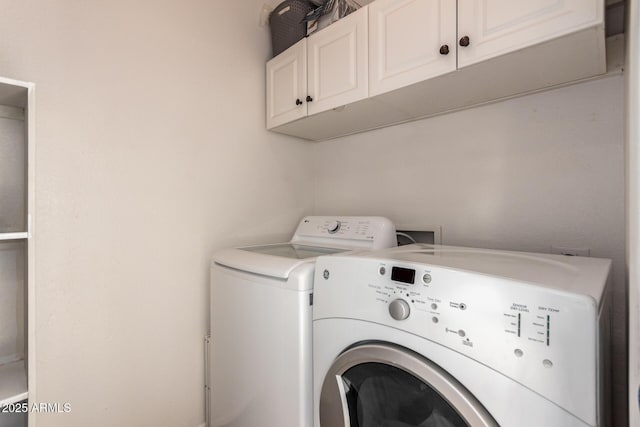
[266,39,307,129]
[307,6,368,116]
[458,0,602,68]
[369,0,456,96]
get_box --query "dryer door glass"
[319,343,498,427]
[341,362,467,427]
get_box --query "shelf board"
[0,233,28,241]
[0,360,27,407]
[0,79,29,108]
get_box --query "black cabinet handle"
[439,44,449,55]
[296,99,302,106]
[306,95,313,102]
[459,36,470,47]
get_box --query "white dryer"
[209,216,397,427]
[313,244,612,427]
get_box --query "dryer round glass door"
[320,342,498,427]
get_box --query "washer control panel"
[291,216,397,249]
[313,253,608,423]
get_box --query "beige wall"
[0,1,314,426]
[313,75,627,426]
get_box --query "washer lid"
[213,243,346,279]
[243,243,345,259]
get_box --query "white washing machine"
[313,244,612,427]
[209,216,397,427]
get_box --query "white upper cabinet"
[369,0,456,96]
[369,0,603,92]
[307,6,369,115]
[457,0,603,68]
[266,39,307,129]
[266,6,369,129]
[266,0,607,140]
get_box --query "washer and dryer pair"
[210,218,612,427]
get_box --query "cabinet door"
[307,6,368,116]
[266,39,307,129]
[457,0,603,68]
[369,0,456,97]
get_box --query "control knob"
[389,299,410,321]
[327,220,341,234]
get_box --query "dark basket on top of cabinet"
[269,0,315,57]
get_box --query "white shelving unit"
[0,76,34,427]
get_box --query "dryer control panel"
[367,262,564,352]
[313,252,611,426]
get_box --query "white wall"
[313,75,627,425]
[0,1,314,426]
[0,1,627,426]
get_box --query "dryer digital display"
[391,266,415,284]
